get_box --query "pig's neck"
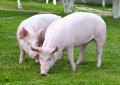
[42,39,57,48]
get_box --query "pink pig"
[17,14,61,64]
[31,12,106,76]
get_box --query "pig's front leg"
[66,47,76,71]
[18,43,25,64]
[58,50,62,60]
[76,44,87,65]
[35,59,39,63]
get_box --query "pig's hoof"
[96,62,101,67]
[19,61,24,64]
[58,56,62,60]
[72,64,77,72]
[35,59,39,63]
[72,68,76,72]
[96,64,101,68]
[76,62,79,65]
[19,57,24,64]
[76,60,82,65]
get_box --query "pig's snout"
[41,70,48,76]
[41,73,48,76]
[40,65,49,77]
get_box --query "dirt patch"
[0,8,50,14]
[75,6,111,16]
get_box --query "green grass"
[0,0,120,85]
[0,0,64,13]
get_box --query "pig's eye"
[26,42,31,45]
[26,42,29,44]
[47,58,52,61]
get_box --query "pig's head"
[19,27,43,59]
[31,46,59,76]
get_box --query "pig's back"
[45,12,106,47]
[18,14,60,32]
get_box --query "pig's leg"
[66,47,76,71]
[95,38,105,67]
[58,50,62,60]
[19,43,25,64]
[35,59,39,63]
[76,44,87,65]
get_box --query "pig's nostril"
[34,54,39,59]
[41,74,48,76]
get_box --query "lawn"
[0,0,64,13]
[0,0,120,85]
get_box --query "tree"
[17,0,56,9]
[82,0,86,4]
[17,0,22,9]
[102,0,106,7]
[82,0,106,7]
[112,0,120,18]
[46,0,56,5]
[62,0,75,13]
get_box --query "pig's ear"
[19,27,28,39]
[51,47,59,54]
[31,47,42,53]
[36,29,43,39]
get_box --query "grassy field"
[0,0,120,85]
[0,0,64,13]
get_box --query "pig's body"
[44,13,105,48]
[17,14,61,63]
[32,12,106,75]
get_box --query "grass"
[0,0,120,85]
[0,0,64,13]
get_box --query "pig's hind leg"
[94,36,105,67]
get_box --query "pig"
[17,14,61,64]
[31,12,106,76]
